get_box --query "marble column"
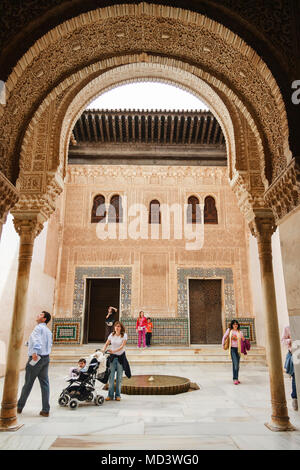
[0,215,44,430]
[250,211,294,431]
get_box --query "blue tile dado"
[73,266,132,318]
[177,267,236,319]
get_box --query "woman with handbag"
[222,319,245,385]
[105,306,117,340]
[136,311,147,349]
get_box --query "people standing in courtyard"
[102,321,130,401]
[17,311,52,417]
[105,306,117,340]
[282,325,298,411]
[222,319,245,385]
[136,311,147,349]
[146,317,153,347]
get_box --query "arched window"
[91,194,106,223]
[149,199,161,224]
[108,194,123,223]
[187,195,201,224]
[204,196,218,224]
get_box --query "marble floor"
[0,362,300,450]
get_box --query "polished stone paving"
[0,362,300,450]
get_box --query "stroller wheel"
[95,395,104,406]
[86,392,94,402]
[69,399,78,409]
[58,394,69,407]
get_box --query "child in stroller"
[58,350,106,409]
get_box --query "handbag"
[106,321,113,327]
[223,334,229,350]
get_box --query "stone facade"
[51,164,254,343]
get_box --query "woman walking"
[136,311,147,349]
[102,321,130,401]
[222,319,245,385]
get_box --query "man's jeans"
[18,355,50,412]
[230,347,240,381]
[108,357,123,399]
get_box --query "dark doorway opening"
[189,279,223,344]
[83,278,120,343]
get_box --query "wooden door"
[84,278,120,343]
[189,279,223,344]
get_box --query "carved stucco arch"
[19,57,266,210]
[0,2,290,188]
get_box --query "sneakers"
[115,397,121,401]
[17,408,22,414]
[292,398,298,411]
[234,380,239,385]
[105,397,112,401]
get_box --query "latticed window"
[108,194,123,223]
[91,194,106,223]
[187,195,201,224]
[149,199,161,224]
[204,196,218,224]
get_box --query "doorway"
[189,279,223,344]
[83,278,120,343]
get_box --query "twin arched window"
[187,195,218,224]
[91,194,123,223]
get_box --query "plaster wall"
[279,206,300,404]
[0,215,55,377]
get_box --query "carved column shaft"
[250,213,294,431]
[0,216,44,430]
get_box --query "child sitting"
[69,358,88,380]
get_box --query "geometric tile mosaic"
[177,267,236,319]
[72,266,132,318]
[52,318,82,344]
[122,317,189,345]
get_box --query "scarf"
[228,329,242,356]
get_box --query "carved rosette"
[264,159,300,223]
[0,171,19,222]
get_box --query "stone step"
[51,345,266,365]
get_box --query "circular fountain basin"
[121,375,191,395]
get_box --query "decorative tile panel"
[52,318,81,344]
[122,318,189,345]
[73,266,132,318]
[177,267,236,319]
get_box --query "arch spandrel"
[0,3,291,190]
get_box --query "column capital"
[0,171,19,222]
[248,210,277,240]
[12,214,45,241]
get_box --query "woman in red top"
[136,311,147,349]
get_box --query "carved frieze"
[0,4,289,189]
[264,158,300,223]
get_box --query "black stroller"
[58,353,106,409]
